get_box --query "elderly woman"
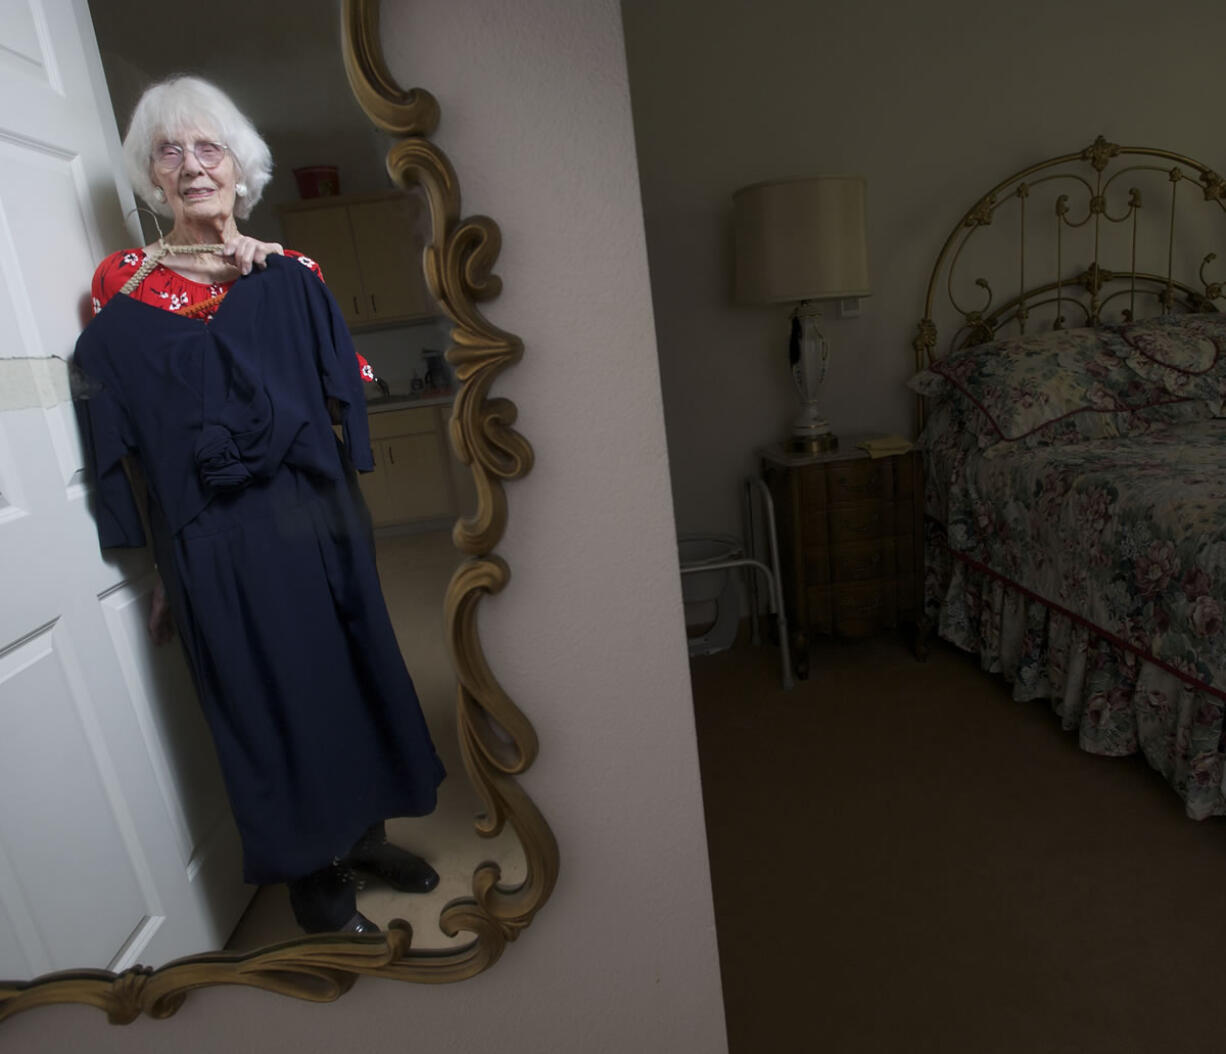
[77,76,445,935]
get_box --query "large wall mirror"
[0,0,555,1023]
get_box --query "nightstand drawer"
[806,581,899,637]
[799,511,829,550]
[803,539,896,584]
[830,539,894,583]
[830,503,895,544]
[828,459,892,504]
[798,464,829,508]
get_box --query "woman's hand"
[223,235,283,276]
[148,575,175,646]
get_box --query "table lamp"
[733,175,870,453]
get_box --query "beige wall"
[6,1,727,1050]
[623,0,1226,538]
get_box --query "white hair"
[122,75,272,221]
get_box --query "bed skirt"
[926,522,1226,820]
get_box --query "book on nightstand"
[857,434,913,459]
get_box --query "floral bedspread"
[924,419,1226,818]
[940,419,1226,694]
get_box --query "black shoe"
[345,822,440,894]
[350,852,440,894]
[340,912,381,934]
[287,862,359,933]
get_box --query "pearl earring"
[153,186,166,203]
[235,182,248,198]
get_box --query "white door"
[0,0,249,980]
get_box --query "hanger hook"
[124,204,165,241]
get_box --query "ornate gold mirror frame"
[0,0,557,1025]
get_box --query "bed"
[912,136,1226,819]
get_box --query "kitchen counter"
[363,393,454,414]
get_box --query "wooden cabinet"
[278,191,435,330]
[762,444,924,679]
[359,405,457,528]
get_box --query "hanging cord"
[118,237,227,296]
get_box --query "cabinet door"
[383,432,454,521]
[279,207,367,328]
[348,197,434,323]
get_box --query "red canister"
[293,166,340,198]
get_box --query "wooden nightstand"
[760,440,924,679]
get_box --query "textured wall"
[623,0,1226,538]
[8,1,727,1050]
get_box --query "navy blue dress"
[74,255,445,884]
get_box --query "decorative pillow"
[1117,313,1226,413]
[908,324,1204,446]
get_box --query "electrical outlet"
[837,297,861,319]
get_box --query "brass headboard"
[913,135,1226,377]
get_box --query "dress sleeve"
[283,250,375,384]
[73,343,147,548]
[305,273,375,472]
[91,249,142,315]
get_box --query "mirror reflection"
[0,0,521,984]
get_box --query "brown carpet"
[690,634,1226,1054]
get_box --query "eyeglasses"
[152,141,229,172]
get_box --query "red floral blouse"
[90,248,375,382]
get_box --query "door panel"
[0,3,53,85]
[99,579,230,866]
[0,621,155,978]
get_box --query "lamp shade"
[733,175,870,304]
